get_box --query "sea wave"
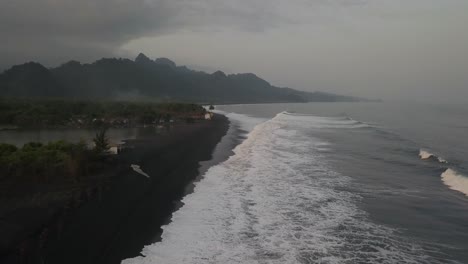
[281,112,371,129]
[418,150,468,197]
[419,149,448,163]
[441,169,468,197]
[213,110,267,135]
[123,112,445,264]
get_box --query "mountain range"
[0,53,368,103]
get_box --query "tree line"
[0,98,207,128]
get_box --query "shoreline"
[0,114,230,264]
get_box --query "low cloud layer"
[1,0,468,102]
[1,0,171,66]
[0,0,288,66]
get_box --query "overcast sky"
[1,0,467,102]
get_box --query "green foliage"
[0,140,92,182]
[0,143,17,155]
[22,142,43,151]
[93,128,109,154]
[0,98,206,128]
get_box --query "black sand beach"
[0,114,230,264]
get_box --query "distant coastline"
[0,99,209,130]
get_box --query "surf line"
[131,164,150,178]
[441,168,468,197]
[419,149,447,163]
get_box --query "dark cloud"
[0,0,289,68]
[0,0,176,67]
[0,0,366,68]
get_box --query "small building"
[108,141,127,155]
[205,112,214,120]
[108,145,119,155]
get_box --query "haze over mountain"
[0,54,365,103]
[1,1,467,103]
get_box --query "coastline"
[0,114,230,264]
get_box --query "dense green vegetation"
[0,53,366,103]
[0,141,97,183]
[0,98,206,128]
[0,123,117,183]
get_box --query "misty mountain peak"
[5,62,49,75]
[212,70,227,79]
[1,62,62,97]
[155,58,176,68]
[135,53,152,64]
[59,60,82,68]
[0,56,365,102]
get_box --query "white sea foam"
[214,110,267,134]
[283,112,370,129]
[123,113,446,264]
[441,169,468,197]
[438,157,448,163]
[419,149,448,163]
[131,164,150,178]
[419,150,433,159]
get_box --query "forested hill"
[0,53,365,103]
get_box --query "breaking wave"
[282,112,371,129]
[418,150,468,197]
[419,149,448,163]
[417,149,468,196]
[123,112,451,264]
[441,169,468,197]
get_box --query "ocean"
[123,102,468,264]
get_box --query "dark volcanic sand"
[1,114,230,264]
